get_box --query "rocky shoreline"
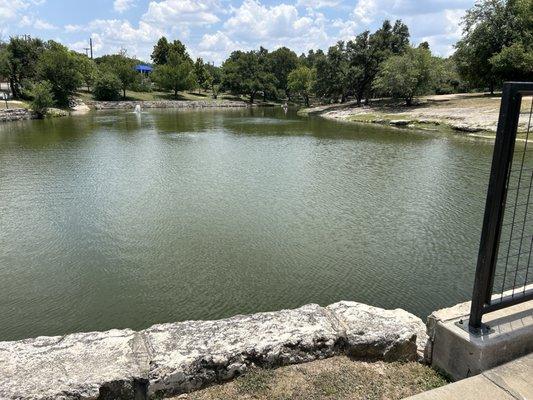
[86,99,249,110]
[0,301,427,400]
[298,93,529,140]
[0,108,36,122]
[0,99,249,124]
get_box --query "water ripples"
[0,108,495,340]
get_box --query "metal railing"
[469,82,533,333]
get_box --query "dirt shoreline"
[300,93,532,143]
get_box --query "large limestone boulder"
[143,304,342,397]
[0,329,149,400]
[0,302,427,399]
[328,301,427,361]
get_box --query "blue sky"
[1,0,474,64]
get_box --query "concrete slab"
[403,374,515,400]
[404,352,533,400]
[483,352,533,399]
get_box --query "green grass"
[0,100,30,109]
[76,89,253,103]
[173,356,448,400]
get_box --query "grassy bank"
[300,93,532,141]
[0,100,29,109]
[171,356,447,400]
[76,89,278,106]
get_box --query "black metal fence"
[469,82,533,333]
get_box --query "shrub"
[93,72,122,101]
[30,81,55,118]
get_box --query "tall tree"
[267,47,299,99]
[152,50,196,99]
[74,53,97,91]
[151,37,190,65]
[373,46,436,106]
[96,51,138,99]
[454,0,532,93]
[194,58,209,93]
[204,63,222,98]
[287,66,316,107]
[314,42,350,102]
[37,41,83,106]
[1,36,45,98]
[221,50,276,104]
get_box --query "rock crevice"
[0,301,427,399]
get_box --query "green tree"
[314,42,349,102]
[205,63,222,98]
[433,57,466,94]
[152,51,196,99]
[489,42,533,82]
[221,50,276,104]
[2,36,45,98]
[29,81,54,118]
[346,20,410,105]
[93,71,122,101]
[36,41,83,106]
[151,37,190,65]
[287,66,316,107]
[454,0,532,93]
[194,58,209,93]
[298,49,326,69]
[373,46,436,106]
[96,51,138,99]
[267,47,299,99]
[75,54,98,91]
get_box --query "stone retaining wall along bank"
[87,100,249,110]
[0,301,427,399]
[0,108,35,122]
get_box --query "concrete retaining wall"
[87,100,248,110]
[0,108,35,122]
[0,301,427,399]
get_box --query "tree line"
[0,0,530,116]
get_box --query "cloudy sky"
[0,0,474,64]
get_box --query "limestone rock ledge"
[0,302,427,400]
[86,100,248,110]
[0,108,35,122]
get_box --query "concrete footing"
[425,293,533,381]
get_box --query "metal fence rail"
[469,82,533,333]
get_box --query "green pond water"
[0,107,495,341]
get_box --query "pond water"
[0,107,495,341]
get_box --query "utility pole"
[83,47,90,57]
[89,38,93,59]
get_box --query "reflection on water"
[0,107,495,340]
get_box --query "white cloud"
[0,0,29,22]
[114,0,135,13]
[142,0,220,26]
[413,8,465,56]
[67,19,164,59]
[353,0,378,24]
[296,0,342,9]
[196,31,241,63]
[19,14,56,30]
[64,24,82,33]
[224,0,326,43]
[34,18,57,30]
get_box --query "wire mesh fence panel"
[493,95,533,299]
[469,84,533,332]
